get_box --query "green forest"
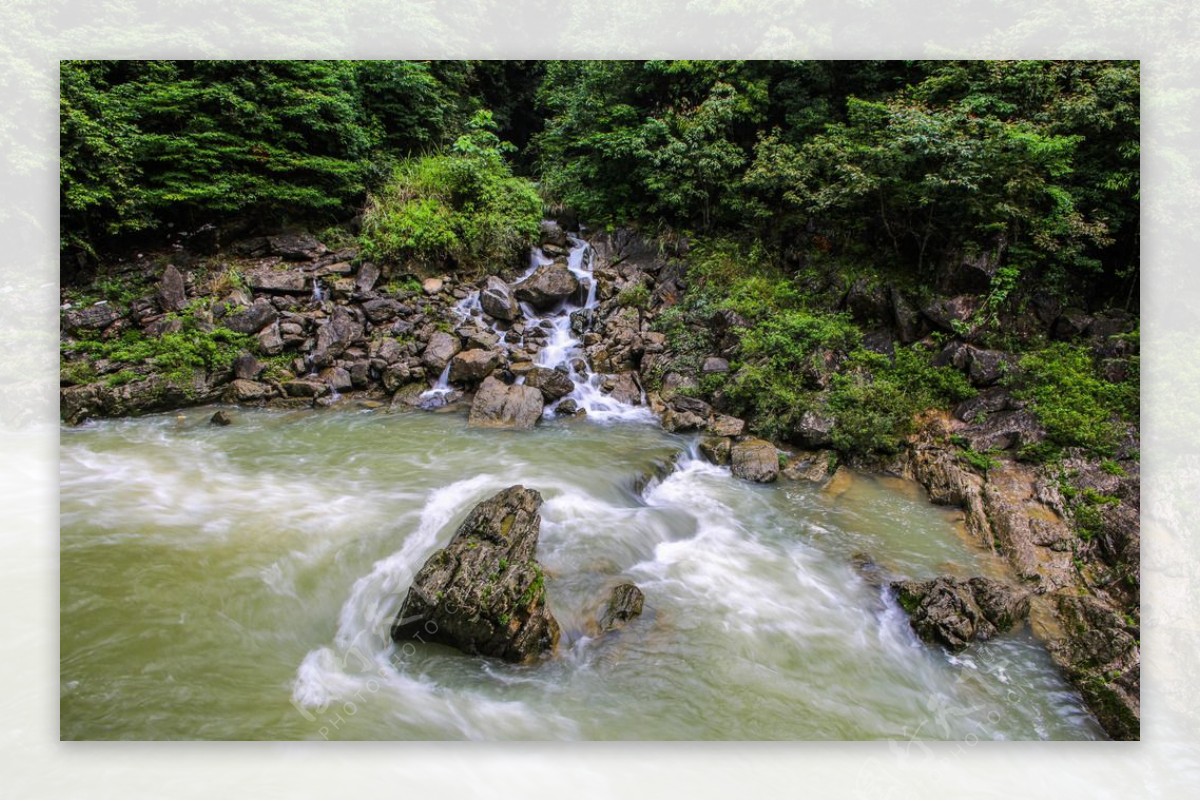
[61,59,1139,460]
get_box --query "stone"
[226,379,273,402]
[606,372,641,405]
[468,376,545,430]
[268,232,325,261]
[209,410,232,426]
[224,299,278,334]
[355,261,381,293]
[795,410,835,448]
[525,366,575,402]
[597,583,645,633]
[922,295,979,333]
[319,366,353,392]
[959,409,1044,453]
[945,252,998,294]
[247,268,307,294]
[257,323,284,355]
[707,414,746,438]
[555,399,581,416]
[422,331,462,373]
[448,349,500,384]
[391,485,560,663]
[514,262,580,310]
[892,576,1030,651]
[422,277,444,295]
[158,264,187,312]
[361,298,404,324]
[63,302,125,334]
[967,348,1018,387]
[699,435,732,465]
[953,388,1022,423]
[479,276,520,321]
[730,438,780,483]
[311,307,364,368]
[1053,308,1093,340]
[702,356,730,373]
[845,277,891,324]
[283,379,329,398]
[233,353,263,381]
[891,287,929,344]
[782,450,834,483]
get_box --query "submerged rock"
[891,576,1030,651]
[730,438,780,483]
[391,485,560,663]
[468,375,544,429]
[597,583,645,633]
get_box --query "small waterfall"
[417,362,455,409]
[311,278,327,304]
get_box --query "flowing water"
[60,407,1105,740]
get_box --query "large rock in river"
[514,262,580,310]
[468,375,544,429]
[892,576,1030,651]
[391,486,560,662]
[730,438,780,483]
[422,330,462,373]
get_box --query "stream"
[60,408,1103,740]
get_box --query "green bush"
[1012,342,1138,457]
[360,111,542,272]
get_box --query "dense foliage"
[359,111,542,271]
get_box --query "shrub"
[360,110,542,272]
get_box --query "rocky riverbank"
[59,222,1140,739]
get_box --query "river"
[60,406,1104,740]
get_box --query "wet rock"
[782,450,834,483]
[158,264,187,312]
[225,299,278,334]
[391,485,560,663]
[61,373,222,426]
[448,349,500,384]
[421,331,462,373]
[795,410,835,449]
[892,576,1030,651]
[606,372,642,405]
[319,366,353,392]
[209,410,232,426]
[699,435,732,465]
[555,399,581,416]
[730,438,780,483]
[468,376,544,430]
[514,262,580,310]
[480,276,520,321]
[597,583,644,633]
[268,232,325,261]
[850,552,890,588]
[525,366,575,402]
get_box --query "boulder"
[514,263,580,310]
[891,576,1030,651]
[233,353,263,381]
[284,379,328,398]
[391,486,560,663]
[226,379,273,402]
[782,450,834,483]
[699,435,732,465]
[247,268,307,294]
[922,295,979,333]
[845,278,891,324]
[268,232,325,261]
[525,366,575,402]
[968,348,1018,387]
[707,414,746,438]
[597,583,645,633]
[257,323,284,355]
[209,410,232,426]
[423,277,444,295]
[355,261,381,293]
[702,356,730,374]
[606,372,642,405]
[361,298,404,324]
[158,264,187,312]
[63,302,125,334]
[421,331,462,373]
[311,306,364,368]
[730,438,780,483]
[468,376,544,430]
[224,299,278,334]
[480,276,520,321]
[448,349,500,384]
[795,410,835,448]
